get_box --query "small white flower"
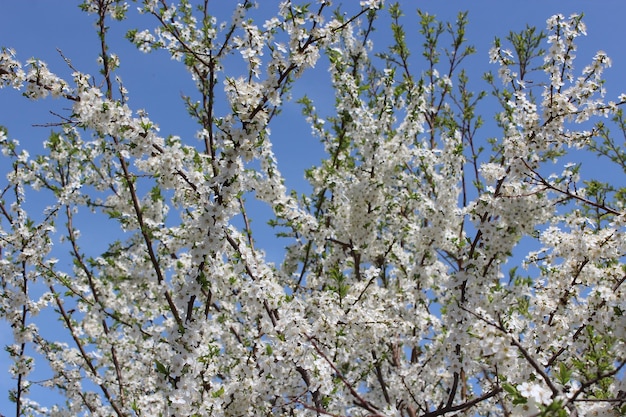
[518,382,551,404]
[359,0,383,9]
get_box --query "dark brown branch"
[306,335,385,416]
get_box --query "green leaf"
[212,386,225,398]
[503,382,519,396]
[155,360,169,375]
[556,362,572,385]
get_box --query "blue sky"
[1,0,626,414]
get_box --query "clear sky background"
[1,0,626,414]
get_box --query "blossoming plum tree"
[0,1,624,416]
